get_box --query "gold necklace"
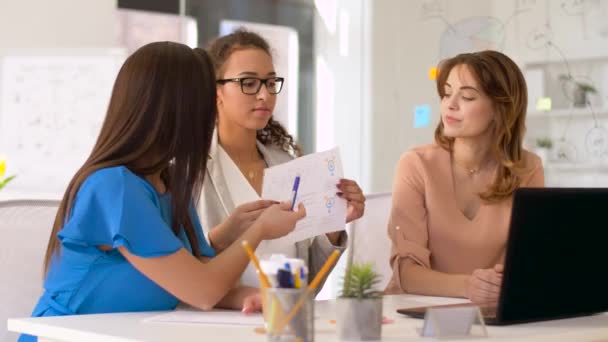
[244,159,268,182]
[246,168,258,180]
[232,148,266,180]
[452,157,486,177]
[465,166,479,175]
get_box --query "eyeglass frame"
[216,77,285,95]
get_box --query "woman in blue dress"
[20,41,306,342]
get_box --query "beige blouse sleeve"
[386,151,432,292]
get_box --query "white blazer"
[198,129,346,289]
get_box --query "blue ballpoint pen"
[290,175,301,211]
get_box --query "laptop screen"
[498,188,608,324]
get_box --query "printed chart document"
[262,147,347,243]
[143,309,263,326]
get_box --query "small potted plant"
[573,82,597,107]
[0,156,16,191]
[336,262,383,341]
[558,74,597,107]
[535,137,553,166]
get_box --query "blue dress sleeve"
[57,167,183,258]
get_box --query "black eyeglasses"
[216,77,284,95]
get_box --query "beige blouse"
[385,144,544,294]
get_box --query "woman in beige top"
[385,50,544,305]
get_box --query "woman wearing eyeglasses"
[194,29,366,289]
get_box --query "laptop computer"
[397,188,608,325]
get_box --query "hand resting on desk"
[465,264,503,305]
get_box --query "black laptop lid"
[498,188,608,324]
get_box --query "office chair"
[346,192,393,290]
[0,199,59,342]
[317,192,393,299]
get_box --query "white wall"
[496,0,608,63]
[313,0,369,299]
[366,0,493,192]
[313,0,368,187]
[0,0,118,53]
[0,0,119,199]
[497,0,608,187]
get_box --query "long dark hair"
[434,50,528,202]
[44,42,217,272]
[204,28,301,156]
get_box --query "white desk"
[8,295,608,341]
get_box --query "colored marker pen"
[294,266,302,289]
[284,262,294,288]
[290,175,301,211]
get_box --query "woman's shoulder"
[258,141,294,165]
[520,149,543,172]
[79,166,156,199]
[520,149,544,181]
[393,144,448,186]
[399,143,447,167]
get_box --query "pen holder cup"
[262,287,314,342]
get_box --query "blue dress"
[19,166,215,342]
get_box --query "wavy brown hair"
[434,50,528,202]
[203,28,301,156]
[44,42,217,272]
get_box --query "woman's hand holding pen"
[209,200,277,251]
[337,178,366,223]
[465,264,503,305]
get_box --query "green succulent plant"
[558,74,598,94]
[340,262,382,299]
[577,83,597,94]
[536,137,553,149]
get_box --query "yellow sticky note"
[429,67,438,80]
[536,97,552,111]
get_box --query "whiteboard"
[0,49,126,197]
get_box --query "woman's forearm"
[208,222,230,252]
[400,260,469,298]
[120,223,264,311]
[215,286,258,310]
[196,225,265,304]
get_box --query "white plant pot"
[573,87,588,107]
[336,297,383,341]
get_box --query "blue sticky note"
[414,105,431,128]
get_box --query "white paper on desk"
[143,309,264,326]
[262,147,347,244]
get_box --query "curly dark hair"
[204,28,302,157]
